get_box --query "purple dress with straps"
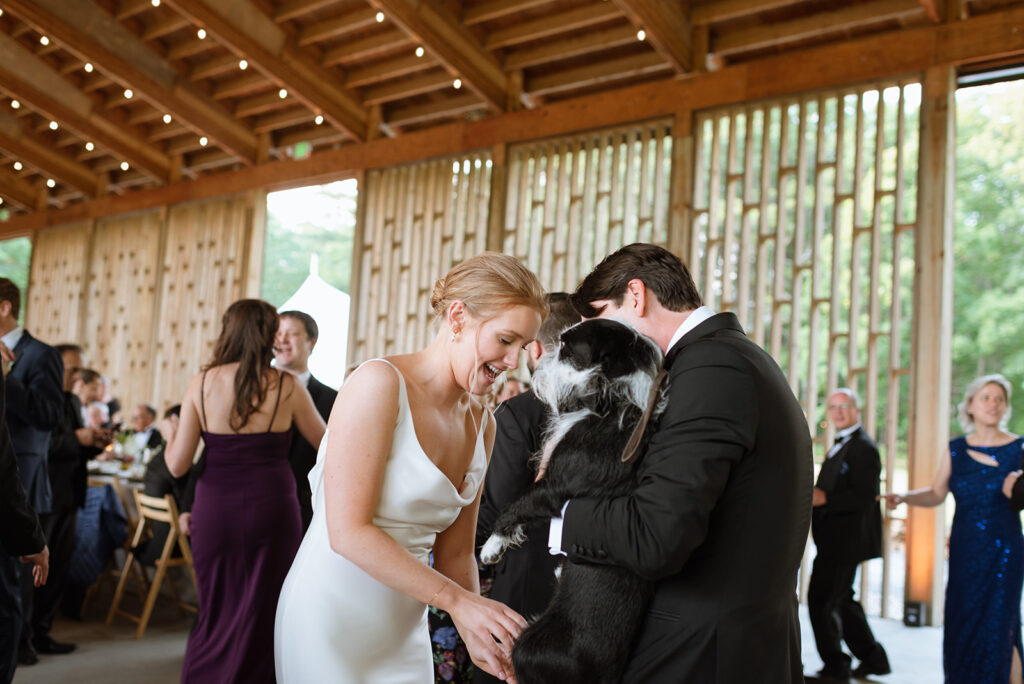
[182,372,299,683]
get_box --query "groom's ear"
[625,279,649,316]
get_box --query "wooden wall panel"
[24,221,91,346]
[350,153,492,363]
[84,210,163,415]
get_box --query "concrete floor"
[13,590,942,684]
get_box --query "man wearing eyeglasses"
[807,388,890,683]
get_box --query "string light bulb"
[13,162,22,171]
[163,114,172,124]
[49,120,58,130]
[120,161,129,171]
[10,100,19,110]
[415,46,424,58]
[199,136,208,147]
[637,28,646,41]
[278,88,287,99]
[197,28,207,40]
[85,142,94,152]
[84,62,94,73]
[239,59,248,70]
[152,0,161,6]
[314,114,324,125]
[124,88,133,99]
[375,11,384,22]
[453,78,462,89]
[46,179,55,188]
[39,36,50,46]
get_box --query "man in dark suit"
[0,362,49,684]
[808,388,890,683]
[552,244,812,683]
[473,294,579,684]
[128,403,164,452]
[0,279,64,666]
[274,311,336,533]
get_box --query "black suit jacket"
[475,391,559,619]
[812,426,883,563]
[0,372,46,556]
[289,375,336,532]
[4,330,64,515]
[561,313,813,684]
[48,392,99,510]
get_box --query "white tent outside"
[277,254,350,390]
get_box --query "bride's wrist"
[428,576,460,613]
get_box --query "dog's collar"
[621,369,668,465]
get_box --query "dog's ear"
[622,369,668,464]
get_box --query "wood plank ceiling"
[0,0,1017,217]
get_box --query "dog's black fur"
[480,318,666,684]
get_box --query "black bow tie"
[833,435,845,445]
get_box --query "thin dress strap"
[267,370,286,432]
[199,370,208,432]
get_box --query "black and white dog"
[480,318,667,684]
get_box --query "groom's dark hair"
[570,243,702,318]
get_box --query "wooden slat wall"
[24,194,263,414]
[350,153,492,363]
[502,120,673,292]
[691,80,921,617]
[24,221,92,345]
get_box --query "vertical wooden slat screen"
[691,82,922,618]
[24,221,92,345]
[502,120,673,292]
[350,152,492,363]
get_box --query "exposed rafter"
[298,8,379,46]
[0,108,104,196]
[526,51,670,97]
[612,0,692,74]
[485,4,623,50]
[504,25,638,71]
[362,71,454,106]
[368,0,509,112]
[463,0,552,26]
[0,31,172,182]
[691,0,809,26]
[3,0,260,165]
[0,165,40,210]
[386,93,482,128]
[166,0,368,141]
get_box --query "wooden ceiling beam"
[166,35,215,61]
[298,8,381,46]
[3,0,259,164]
[0,30,172,181]
[714,0,925,56]
[212,72,273,100]
[116,0,153,21]
[526,51,670,97]
[275,123,345,148]
[919,0,943,22]
[345,54,434,88]
[321,29,411,67]
[463,0,552,26]
[504,24,638,70]
[691,0,809,26]
[166,0,368,140]
[148,120,190,141]
[273,0,337,23]
[368,0,509,111]
[235,90,293,118]
[0,166,39,210]
[485,4,622,50]
[140,14,191,42]
[253,106,315,133]
[612,0,692,74]
[385,93,482,128]
[191,52,245,81]
[0,117,103,196]
[362,70,453,105]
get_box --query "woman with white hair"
[881,373,1022,684]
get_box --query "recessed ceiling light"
[85,142,94,151]
[453,78,462,89]
[415,46,424,58]
[197,28,207,40]
[637,28,646,41]
[39,36,50,46]
[199,136,208,147]
[49,120,58,130]
[84,62,94,73]
[13,162,23,171]
[46,178,55,188]
[375,11,384,22]
[10,100,19,110]
[239,59,248,70]
[120,161,129,171]
[124,88,133,99]
[163,114,172,124]
[278,88,287,99]
[152,0,161,6]
[314,114,323,125]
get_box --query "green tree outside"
[0,236,31,323]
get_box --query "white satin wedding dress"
[274,359,487,683]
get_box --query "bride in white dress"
[275,253,546,683]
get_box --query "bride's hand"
[445,588,527,682]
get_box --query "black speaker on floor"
[903,600,929,627]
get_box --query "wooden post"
[906,65,955,626]
[667,111,693,263]
[486,143,508,253]
[240,189,267,298]
[347,170,367,367]
[76,219,97,346]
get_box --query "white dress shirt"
[1,325,25,352]
[827,422,861,459]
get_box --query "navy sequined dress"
[945,435,1024,683]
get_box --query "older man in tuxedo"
[808,389,890,683]
[0,279,63,667]
[552,244,812,683]
[274,311,336,533]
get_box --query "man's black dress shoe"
[32,634,76,655]
[852,660,892,677]
[814,666,852,684]
[16,645,38,665]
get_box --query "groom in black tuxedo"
[274,311,336,533]
[553,244,812,683]
[808,389,889,683]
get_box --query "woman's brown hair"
[205,299,279,431]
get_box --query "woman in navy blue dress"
[883,374,1023,684]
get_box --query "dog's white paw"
[480,534,509,564]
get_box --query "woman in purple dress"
[163,299,326,683]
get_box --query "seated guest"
[84,403,109,431]
[129,404,163,454]
[71,369,103,426]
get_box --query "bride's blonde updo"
[430,252,547,322]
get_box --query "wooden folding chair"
[82,477,145,613]
[106,491,197,638]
